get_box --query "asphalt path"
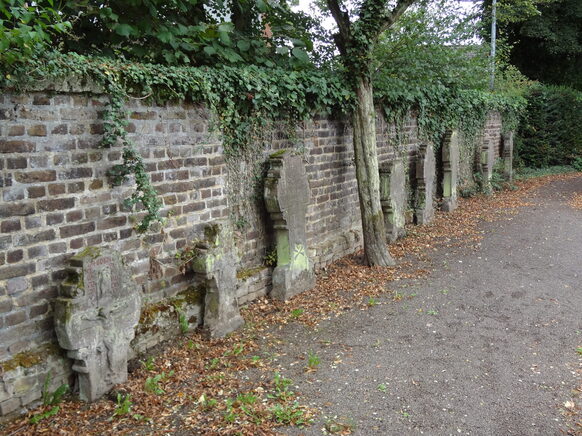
[277,175,582,436]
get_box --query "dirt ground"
[271,175,582,435]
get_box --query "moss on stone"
[236,266,266,281]
[71,246,101,260]
[270,149,288,158]
[0,344,60,372]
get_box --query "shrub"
[516,84,582,168]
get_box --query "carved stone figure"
[191,221,244,338]
[264,150,315,301]
[54,247,141,402]
[414,144,436,225]
[441,130,460,212]
[380,158,406,241]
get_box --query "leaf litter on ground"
[2,172,581,436]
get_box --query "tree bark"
[352,76,395,266]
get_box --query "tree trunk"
[352,76,395,267]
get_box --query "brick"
[33,95,50,105]
[14,230,55,246]
[3,188,25,202]
[29,302,49,319]
[66,210,83,222]
[48,183,66,195]
[0,203,34,218]
[27,125,47,136]
[7,250,23,263]
[0,263,35,280]
[60,167,92,179]
[49,242,66,254]
[30,274,49,288]
[14,170,56,183]
[8,125,25,136]
[90,123,104,134]
[1,219,21,233]
[7,277,28,295]
[89,179,103,190]
[28,246,48,259]
[27,186,46,198]
[0,140,35,153]
[5,310,27,327]
[59,222,95,238]
[46,213,64,225]
[85,234,102,245]
[130,111,157,120]
[51,124,68,134]
[29,156,48,168]
[70,238,83,249]
[37,198,75,212]
[7,157,27,169]
[67,181,85,193]
[24,216,42,229]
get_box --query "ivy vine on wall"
[2,52,524,233]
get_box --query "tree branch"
[326,0,351,55]
[380,0,416,34]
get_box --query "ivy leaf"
[237,40,250,52]
[203,46,216,56]
[115,24,136,37]
[275,46,289,55]
[291,47,309,63]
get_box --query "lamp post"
[490,0,497,90]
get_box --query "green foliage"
[2,52,351,231]
[144,370,174,395]
[112,393,132,418]
[0,0,72,66]
[573,158,582,172]
[269,402,310,426]
[306,351,320,369]
[488,0,582,89]
[31,376,68,425]
[4,0,318,68]
[514,165,578,180]
[516,84,582,168]
[373,1,526,148]
[41,375,68,407]
[30,406,59,425]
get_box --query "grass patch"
[515,165,578,180]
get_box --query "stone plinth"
[54,247,141,402]
[502,132,514,182]
[191,221,244,338]
[380,158,406,242]
[441,130,460,212]
[414,144,436,225]
[264,150,315,301]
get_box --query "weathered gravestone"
[441,130,460,212]
[502,131,514,182]
[414,144,436,225]
[380,158,406,242]
[54,247,141,402]
[191,221,244,338]
[264,150,315,301]
[480,140,495,192]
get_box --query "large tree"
[325,0,416,266]
[483,0,582,90]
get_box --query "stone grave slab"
[54,247,141,402]
[191,221,244,338]
[441,130,460,212]
[414,144,436,225]
[264,150,315,301]
[502,131,514,182]
[380,157,406,242]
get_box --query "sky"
[293,0,479,32]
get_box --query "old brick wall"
[0,90,503,416]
